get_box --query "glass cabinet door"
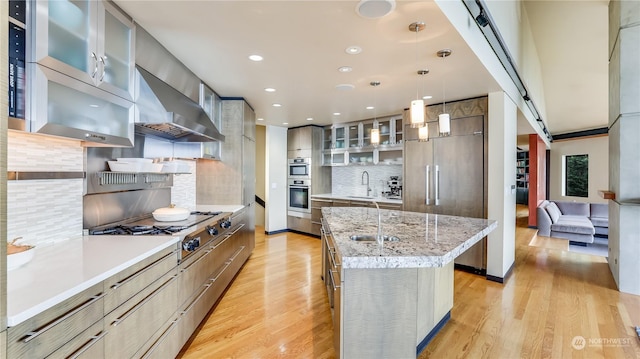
[29,64,134,147]
[377,119,391,146]
[34,0,97,83]
[98,1,134,100]
[334,126,346,150]
[362,122,374,147]
[392,117,403,144]
[348,124,360,149]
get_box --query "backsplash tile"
[332,165,402,198]
[7,131,84,246]
[171,160,197,210]
[8,131,83,172]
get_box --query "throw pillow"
[546,202,562,223]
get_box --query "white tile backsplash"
[332,165,402,197]
[171,160,197,210]
[7,131,85,246]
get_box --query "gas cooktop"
[89,211,225,236]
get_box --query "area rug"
[568,236,608,258]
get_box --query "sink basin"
[349,234,400,242]
[347,196,376,199]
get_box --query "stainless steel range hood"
[135,66,224,142]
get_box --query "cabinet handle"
[425,165,430,205]
[141,319,180,359]
[180,283,211,315]
[68,330,108,359]
[98,56,106,82]
[328,269,341,290]
[211,261,231,282]
[228,246,245,262]
[21,292,106,343]
[224,223,245,239]
[111,275,177,327]
[435,165,440,206]
[90,52,98,78]
[180,249,212,273]
[110,250,176,290]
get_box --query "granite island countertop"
[321,207,497,269]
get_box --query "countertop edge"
[7,236,180,327]
[312,193,402,205]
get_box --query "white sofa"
[536,200,608,244]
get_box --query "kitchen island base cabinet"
[47,321,106,359]
[339,264,453,359]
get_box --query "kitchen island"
[321,207,497,358]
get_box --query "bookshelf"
[516,151,529,205]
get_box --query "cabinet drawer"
[379,203,402,210]
[178,246,216,307]
[104,269,178,359]
[104,247,178,314]
[332,200,350,207]
[288,215,312,233]
[135,315,182,359]
[7,283,105,359]
[46,320,105,359]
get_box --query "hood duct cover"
[134,66,224,142]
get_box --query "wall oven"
[288,157,311,179]
[288,178,311,213]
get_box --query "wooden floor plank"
[178,206,640,358]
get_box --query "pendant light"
[370,81,380,146]
[437,49,452,136]
[409,22,425,128]
[417,69,429,141]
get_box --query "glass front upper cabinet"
[32,0,134,101]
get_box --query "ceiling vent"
[356,0,395,19]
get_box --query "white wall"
[487,91,517,280]
[265,126,288,232]
[435,0,549,147]
[549,136,609,203]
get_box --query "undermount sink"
[350,234,400,242]
[347,196,376,199]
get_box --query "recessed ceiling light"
[423,95,433,99]
[335,84,355,91]
[333,112,341,116]
[306,117,313,121]
[272,103,282,107]
[356,0,396,19]
[257,118,264,121]
[248,54,263,61]
[283,122,289,125]
[366,106,375,110]
[264,88,276,92]
[338,66,352,73]
[345,46,362,55]
[89,104,99,108]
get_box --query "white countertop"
[196,204,245,213]
[321,207,497,269]
[312,193,402,205]
[6,235,180,327]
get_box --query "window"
[564,154,588,197]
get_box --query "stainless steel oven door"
[288,179,311,213]
[288,158,311,179]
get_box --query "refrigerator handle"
[435,165,440,206]
[425,165,430,205]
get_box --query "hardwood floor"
[179,208,640,358]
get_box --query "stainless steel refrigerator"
[403,114,487,272]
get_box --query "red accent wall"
[528,134,547,227]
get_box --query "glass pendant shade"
[371,128,380,145]
[438,113,451,135]
[418,125,429,141]
[410,99,425,128]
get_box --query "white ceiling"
[115,0,609,137]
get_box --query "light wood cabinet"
[46,321,106,359]
[288,126,313,158]
[104,269,178,358]
[7,283,105,358]
[134,315,182,359]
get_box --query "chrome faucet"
[361,170,371,197]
